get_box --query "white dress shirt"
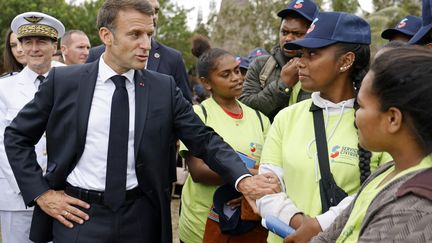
[67,55,137,190]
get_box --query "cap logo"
[294,0,304,9]
[256,50,263,56]
[307,18,318,34]
[397,18,408,29]
[24,16,43,23]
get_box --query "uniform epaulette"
[0,72,14,79]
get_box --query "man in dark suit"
[4,1,278,243]
[87,0,193,189]
[86,0,192,103]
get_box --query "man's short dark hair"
[96,0,154,32]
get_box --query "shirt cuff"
[235,174,252,191]
[316,209,338,231]
[315,195,355,230]
[278,80,290,94]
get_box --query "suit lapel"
[134,70,149,159]
[147,39,160,71]
[76,61,99,159]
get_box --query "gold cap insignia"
[24,16,44,23]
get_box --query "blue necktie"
[104,75,129,211]
[37,75,45,89]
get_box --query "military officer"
[0,11,64,243]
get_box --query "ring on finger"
[63,210,70,217]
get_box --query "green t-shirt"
[178,97,270,243]
[337,155,432,243]
[261,99,392,243]
[288,81,302,106]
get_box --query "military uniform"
[0,11,63,243]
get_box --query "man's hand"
[226,196,242,208]
[238,173,281,213]
[35,189,90,228]
[280,57,300,88]
[284,215,322,243]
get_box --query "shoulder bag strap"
[310,103,332,185]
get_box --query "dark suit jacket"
[4,61,249,243]
[87,40,192,103]
[88,41,192,188]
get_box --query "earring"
[340,64,352,72]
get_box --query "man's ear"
[99,27,113,46]
[60,45,67,55]
[339,52,355,73]
[200,77,212,92]
[51,41,58,56]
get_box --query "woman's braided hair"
[335,43,372,184]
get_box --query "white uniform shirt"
[0,66,48,211]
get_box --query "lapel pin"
[154,53,160,59]
[139,82,145,87]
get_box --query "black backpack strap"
[199,103,207,124]
[255,109,264,132]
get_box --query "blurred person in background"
[381,16,422,42]
[409,0,432,47]
[61,30,91,65]
[1,30,26,77]
[52,49,64,63]
[239,0,319,121]
[236,55,250,81]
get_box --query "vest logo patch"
[330,145,358,166]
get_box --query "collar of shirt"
[99,54,135,85]
[19,66,49,86]
[311,92,355,112]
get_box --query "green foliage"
[332,0,359,13]
[157,0,194,69]
[208,0,285,56]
